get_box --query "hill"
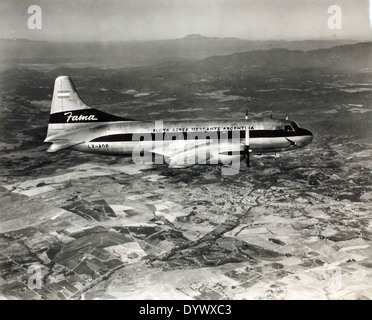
[0,36,361,68]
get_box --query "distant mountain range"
[0,35,364,67]
[192,42,372,75]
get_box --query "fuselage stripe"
[90,129,312,142]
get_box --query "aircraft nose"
[302,128,314,146]
[303,128,313,137]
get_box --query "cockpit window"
[284,125,294,132]
[290,121,299,130]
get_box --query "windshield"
[290,121,299,130]
[284,125,294,132]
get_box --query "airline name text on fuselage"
[153,125,252,133]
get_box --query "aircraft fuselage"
[44,76,314,168]
[68,118,313,160]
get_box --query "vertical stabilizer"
[45,76,134,143]
[50,76,91,114]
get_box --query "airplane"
[44,76,313,169]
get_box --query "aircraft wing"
[150,140,214,168]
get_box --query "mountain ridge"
[0,36,364,67]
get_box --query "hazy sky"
[1,0,371,41]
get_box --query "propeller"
[244,126,251,167]
[244,146,250,166]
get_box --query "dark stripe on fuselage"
[49,109,135,123]
[90,128,312,142]
[251,128,311,138]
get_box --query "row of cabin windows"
[91,125,296,142]
[92,131,242,142]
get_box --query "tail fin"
[45,76,134,143]
[50,75,90,114]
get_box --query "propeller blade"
[245,128,251,166]
[245,146,250,167]
[245,127,250,146]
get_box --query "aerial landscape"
[0,0,371,300]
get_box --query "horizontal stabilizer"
[46,140,84,152]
